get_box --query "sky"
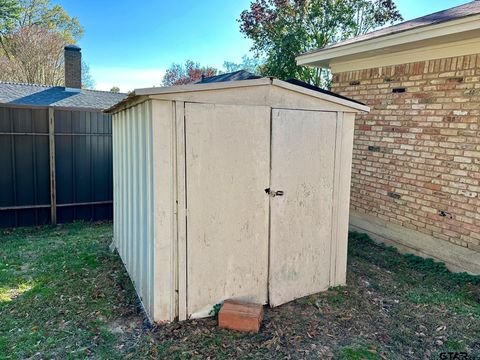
[55,0,470,92]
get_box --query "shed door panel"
[185,103,270,318]
[269,109,337,306]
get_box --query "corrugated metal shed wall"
[113,100,156,319]
[113,99,177,323]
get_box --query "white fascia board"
[296,14,480,68]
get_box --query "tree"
[0,25,64,84]
[162,60,218,86]
[0,0,20,33]
[223,55,264,74]
[0,0,91,87]
[110,86,120,93]
[15,0,82,42]
[0,24,94,87]
[1,0,82,53]
[81,61,94,89]
[239,0,403,87]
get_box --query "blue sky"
[56,0,470,92]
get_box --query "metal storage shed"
[107,77,369,323]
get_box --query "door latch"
[265,188,284,197]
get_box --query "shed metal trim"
[106,78,369,114]
[134,78,272,96]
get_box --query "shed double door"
[184,103,337,318]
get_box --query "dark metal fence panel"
[0,104,113,228]
[54,109,113,223]
[0,106,51,227]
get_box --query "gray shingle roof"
[196,70,261,84]
[304,1,480,55]
[0,82,126,110]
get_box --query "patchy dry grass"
[0,223,479,359]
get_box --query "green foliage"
[443,339,466,352]
[239,0,403,87]
[0,0,20,34]
[156,340,173,356]
[81,60,95,89]
[209,303,222,320]
[223,54,264,74]
[349,230,480,319]
[15,0,83,42]
[349,231,480,286]
[0,0,83,43]
[0,0,90,87]
[110,86,120,93]
[325,291,348,307]
[341,346,380,360]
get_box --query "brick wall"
[332,54,480,253]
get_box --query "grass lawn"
[0,222,479,359]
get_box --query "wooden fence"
[0,104,113,228]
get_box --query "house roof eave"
[297,12,480,69]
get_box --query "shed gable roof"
[107,77,369,114]
[0,82,127,110]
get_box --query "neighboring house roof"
[196,70,261,84]
[0,82,127,110]
[297,1,480,72]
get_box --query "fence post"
[48,107,57,225]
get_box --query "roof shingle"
[0,82,126,110]
[196,70,261,84]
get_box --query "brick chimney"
[64,44,82,91]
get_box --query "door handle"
[265,188,284,197]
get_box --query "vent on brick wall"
[438,210,453,219]
[392,87,406,93]
[447,77,464,83]
[384,77,394,82]
[349,80,361,86]
[368,146,381,152]
[388,192,401,199]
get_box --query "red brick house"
[297,1,480,274]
